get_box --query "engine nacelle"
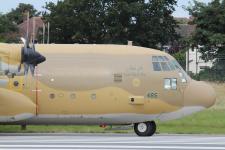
[0,88,36,123]
[0,44,23,78]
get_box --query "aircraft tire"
[134,121,156,136]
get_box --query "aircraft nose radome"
[184,81,216,108]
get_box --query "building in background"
[176,24,195,38]
[18,17,44,42]
[175,17,214,74]
[186,48,214,74]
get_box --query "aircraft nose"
[184,81,216,108]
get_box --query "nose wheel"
[134,121,156,136]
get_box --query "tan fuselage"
[0,44,216,125]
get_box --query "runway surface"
[0,133,225,150]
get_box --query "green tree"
[187,0,225,61]
[7,3,40,24]
[0,14,18,42]
[43,0,106,44]
[43,0,178,47]
[127,0,178,48]
[187,0,225,81]
[173,50,186,70]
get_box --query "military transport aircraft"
[0,38,216,136]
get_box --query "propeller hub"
[19,37,46,75]
[21,47,46,66]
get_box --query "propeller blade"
[32,42,35,51]
[21,37,29,48]
[18,63,22,72]
[21,37,26,45]
[29,65,35,76]
[24,63,29,75]
[19,37,46,77]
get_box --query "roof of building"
[18,17,44,39]
[176,24,196,38]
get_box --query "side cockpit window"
[152,62,161,71]
[164,78,177,90]
[152,56,175,72]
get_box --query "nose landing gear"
[134,121,156,136]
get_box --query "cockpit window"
[152,56,172,71]
[152,56,190,83]
[168,62,175,70]
[152,62,161,71]
[163,56,169,61]
[171,60,190,83]
[152,56,158,62]
[158,56,165,62]
[172,61,180,70]
[161,62,170,71]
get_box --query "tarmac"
[0,133,225,150]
